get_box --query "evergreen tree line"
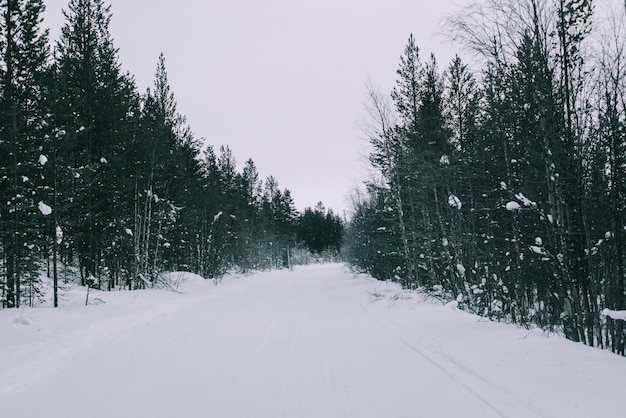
[344,0,626,355]
[0,0,343,309]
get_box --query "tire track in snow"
[357,301,550,418]
[316,307,351,418]
[276,278,348,418]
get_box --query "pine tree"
[415,53,457,291]
[198,145,227,277]
[391,33,422,134]
[389,34,425,285]
[236,158,262,270]
[443,55,482,303]
[54,0,138,286]
[132,53,183,287]
[0,0,50,307]
[444,55,480,154]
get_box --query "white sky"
[43,0,466,216]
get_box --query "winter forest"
[0,0,343,308]
[3,0,626,359]
[344,0,626,356]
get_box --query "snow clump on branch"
[38,201,52,216]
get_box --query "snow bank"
[159,271,209,292]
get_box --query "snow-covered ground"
[1,264,625,418]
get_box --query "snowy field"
[1,263,625,418]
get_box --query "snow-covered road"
[2,264,626,417]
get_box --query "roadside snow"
[1,264,625,418]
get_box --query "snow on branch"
[601,309,626,321]
[38,201,52,216]
[506,201,521,211]
[515,193,537,208]
[448,194,462,210]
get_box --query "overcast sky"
[43,0,466,216]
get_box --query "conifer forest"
[3,0,626,358]
[344,0,626,355]
[0,0,343,309]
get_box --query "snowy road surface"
[2,264,626,417]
